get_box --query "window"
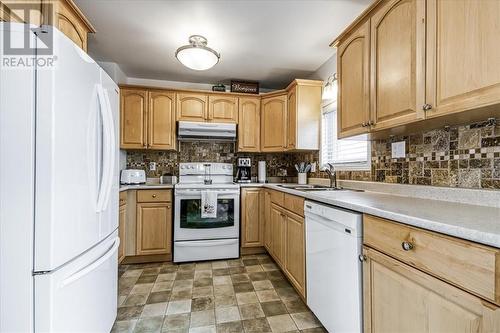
[320,101,371,170]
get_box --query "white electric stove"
[174,163,240,262]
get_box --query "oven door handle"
[175,190,240,196]
[175,239,238,247]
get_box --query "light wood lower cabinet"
[284,211,305,297]
[241,188,264,248]
[363,247,500,333]
[118,192,127,263]
[136,202,172,255]
[263,190,306,300]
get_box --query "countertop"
[119,181,500,248]
[262,184,500,249]
[119,184,174,192]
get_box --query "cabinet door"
[263,190,272,251]
[176,93,208,122]
[238,97,261,152]
[118,204,126,263]
[286,87,297,150]
[425,0,500,119]
[54,0,88,51]
[136,202,172,255]
[363,247,500,333]
[285,212,305,298]
[337,20,370,138]
[370,0,425,131]
[261,95,287,152]
[208,95,238,123]
[270,204,286,267]
[241,189,263,247]
[120,89,147,149]
[148,91,176,150]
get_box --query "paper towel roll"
[258,161,266,183]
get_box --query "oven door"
[174,189,240,241]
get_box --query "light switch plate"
[392,141,406,158]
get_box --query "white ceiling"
[75,0,372,89]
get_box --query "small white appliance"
[1,23,119,332]
[304,201,363,333]
[121,169,146,184]
[178,121,236,140]
[174,163,240,262]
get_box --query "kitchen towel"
[201,191,217,218]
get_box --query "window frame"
[319,99,371,171]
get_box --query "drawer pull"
[401,241,414,251]
[152,194,156,198]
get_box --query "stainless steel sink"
[276,184,364,192]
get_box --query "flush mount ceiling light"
[175,35,220,71]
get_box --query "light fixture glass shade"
[175,35,220,71]
[322,73,338,101]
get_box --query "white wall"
[99,61,127,84]
[308,51,336,82]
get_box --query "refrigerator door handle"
[61,237,119,287]
[100,88,116,211]
[95,84,112,212]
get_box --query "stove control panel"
[179,163,233,176]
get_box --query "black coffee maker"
[236,157,252,183]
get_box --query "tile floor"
[113,254,326,333]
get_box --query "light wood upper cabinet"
[287,87,297,149]
[121,88,176,150]
[238,97,261,152]
[337,20,371,138]
[261,94,287,152]
[284,211,306,297]
[370,0,425,131]
[363,247,500,333]
[0,0,94,51]
[286,81,322,150]
[149,91,176,150]
[136,202,172,256]
[121,89,147,149]
[241,188,264,248]
[176,93,208,122]
[208,95,238,123]
[425,0,500,118]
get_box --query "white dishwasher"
[305,201,363,333]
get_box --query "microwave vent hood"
[178,121,236,141]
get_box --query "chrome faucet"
[324,163,337,188]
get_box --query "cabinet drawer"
[119,191,127,206]
[137,189,172,203]
[269,190,284,207]
[364,214,500,304]
[284,194,304,217]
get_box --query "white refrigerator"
[0,23,120,332]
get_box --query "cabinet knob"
[152,194,156,198]
[422,104,432,111]
[401,241,414,251]
[358,254,367,262]
[368,120,374,126]
[361,122,367,127]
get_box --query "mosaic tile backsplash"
[126,119,500,189]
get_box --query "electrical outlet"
[311,162,317,173]
[391,141,406,158]
[149,162,156,171]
